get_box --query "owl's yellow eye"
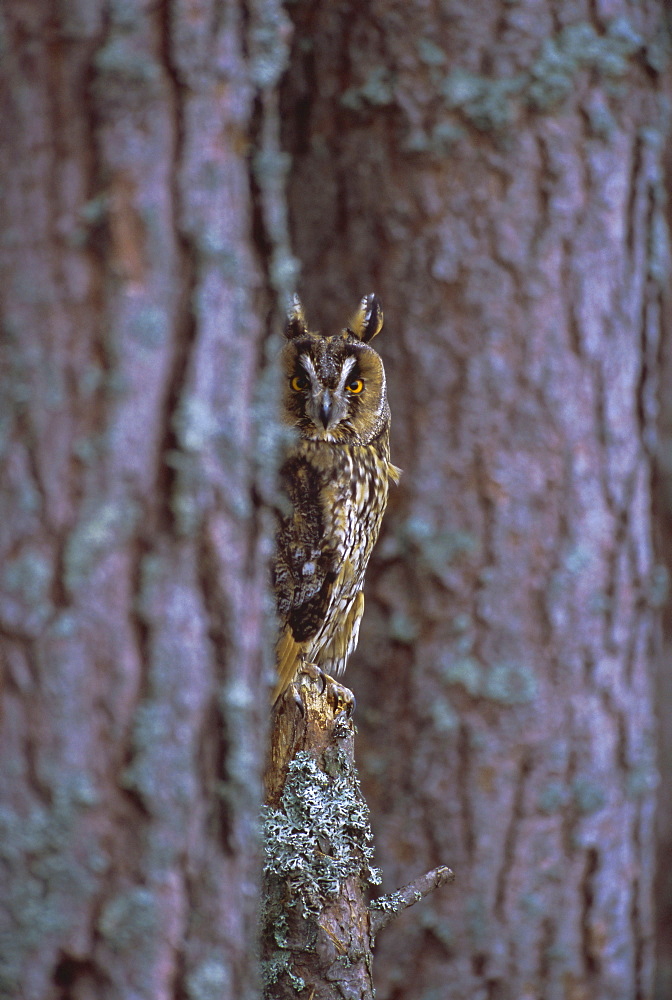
[291,374,309,392]
[346,378,364,394]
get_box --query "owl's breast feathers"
[272,434,398,700]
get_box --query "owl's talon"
[324,676,355,716]
[298,662,326,691]
[295,664,355,716]
[291,685,305,715]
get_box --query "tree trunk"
[653,126,672,1000]
[280,2,667,998]
[0,3,293,998]
[261,671,454,998]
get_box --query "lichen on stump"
[262,669,453,998]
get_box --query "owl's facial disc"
[306,384,348,432]
[298,352,356,434]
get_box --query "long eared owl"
[273,294,400,702]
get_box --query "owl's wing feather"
[273,555,358,702]
[273,627,304,702]
[273,452,349,700]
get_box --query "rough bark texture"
[280,2,668,998]
[261,671,454,998]
[262,675,379,999]
[653,124,672,1000]
[0,2,294,998]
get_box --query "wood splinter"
[261,669,454,999]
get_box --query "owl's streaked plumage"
[272,294,400,702]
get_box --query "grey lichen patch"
[0,780,101,996]
[403,16,649,146]
[439,655,538,707]
[248,0,292,88]
[262,751,381,919]
[64,499,140,593]
[370,888,408,914]
[185,959,233,1000]
[98,887,158,953]
[389,610,420,645]
[416,38,447,68]
[93,37,162,85]
[0,545,53,635]
[419,910,455,951]
[440,69,523,132]
[429,697,459,734]
[404,120,467,155]
[121,692,199,822]
[173,394,220,455]
[441,653,483,695]
[626,765,658,800]
[341,67,396,111]
[537,780,571,815]
[262,951,306,993]
[387,516,479,584]
[572,778,607,816]
[127,304,170,349]
[261,747,380,984]
[526,19,643,111]
[483,662,538,706]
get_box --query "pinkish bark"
[280,2,667,997]
[0,2,293,997]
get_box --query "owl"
[272,293,400,703]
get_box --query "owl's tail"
[272,627,304,703]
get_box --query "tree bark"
[280,2,668,998]
[261,671,453,998]
[0,2,293,998]
[653,125,672,1000]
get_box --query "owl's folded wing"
[272,556,355,702]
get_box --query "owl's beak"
[318,392,333,429]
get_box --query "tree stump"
[262,668,453,998]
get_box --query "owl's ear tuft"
[285,294,308,339]
[347,294,384,342]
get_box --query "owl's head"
[280,294,389,444]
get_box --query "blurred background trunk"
[280,2,669,998]
[1,1,671,999]
[0,2,293,998]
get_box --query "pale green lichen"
[64,500,139,592]
[402,15,652,148]
[482,662,538,706]
[390,516,479,582]
[419,910,455,950]
[262,749,380,988]
[93,38,162,87]
[440,69,523,131]
[341,67,396,110]
[248,0,292,88]
[440,656,537,707]
[416,37,447,68]
[537,781,570,815]
[127,304,170,349]
[389,610,420,644]
[0,547,53,633]
[262,751,380,916]
[572,778,607,816]
[98,887,158,952]
[430,698,459,733]
[440,655,482,696]
[0,780,101,995]
[185,958,233,1000]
